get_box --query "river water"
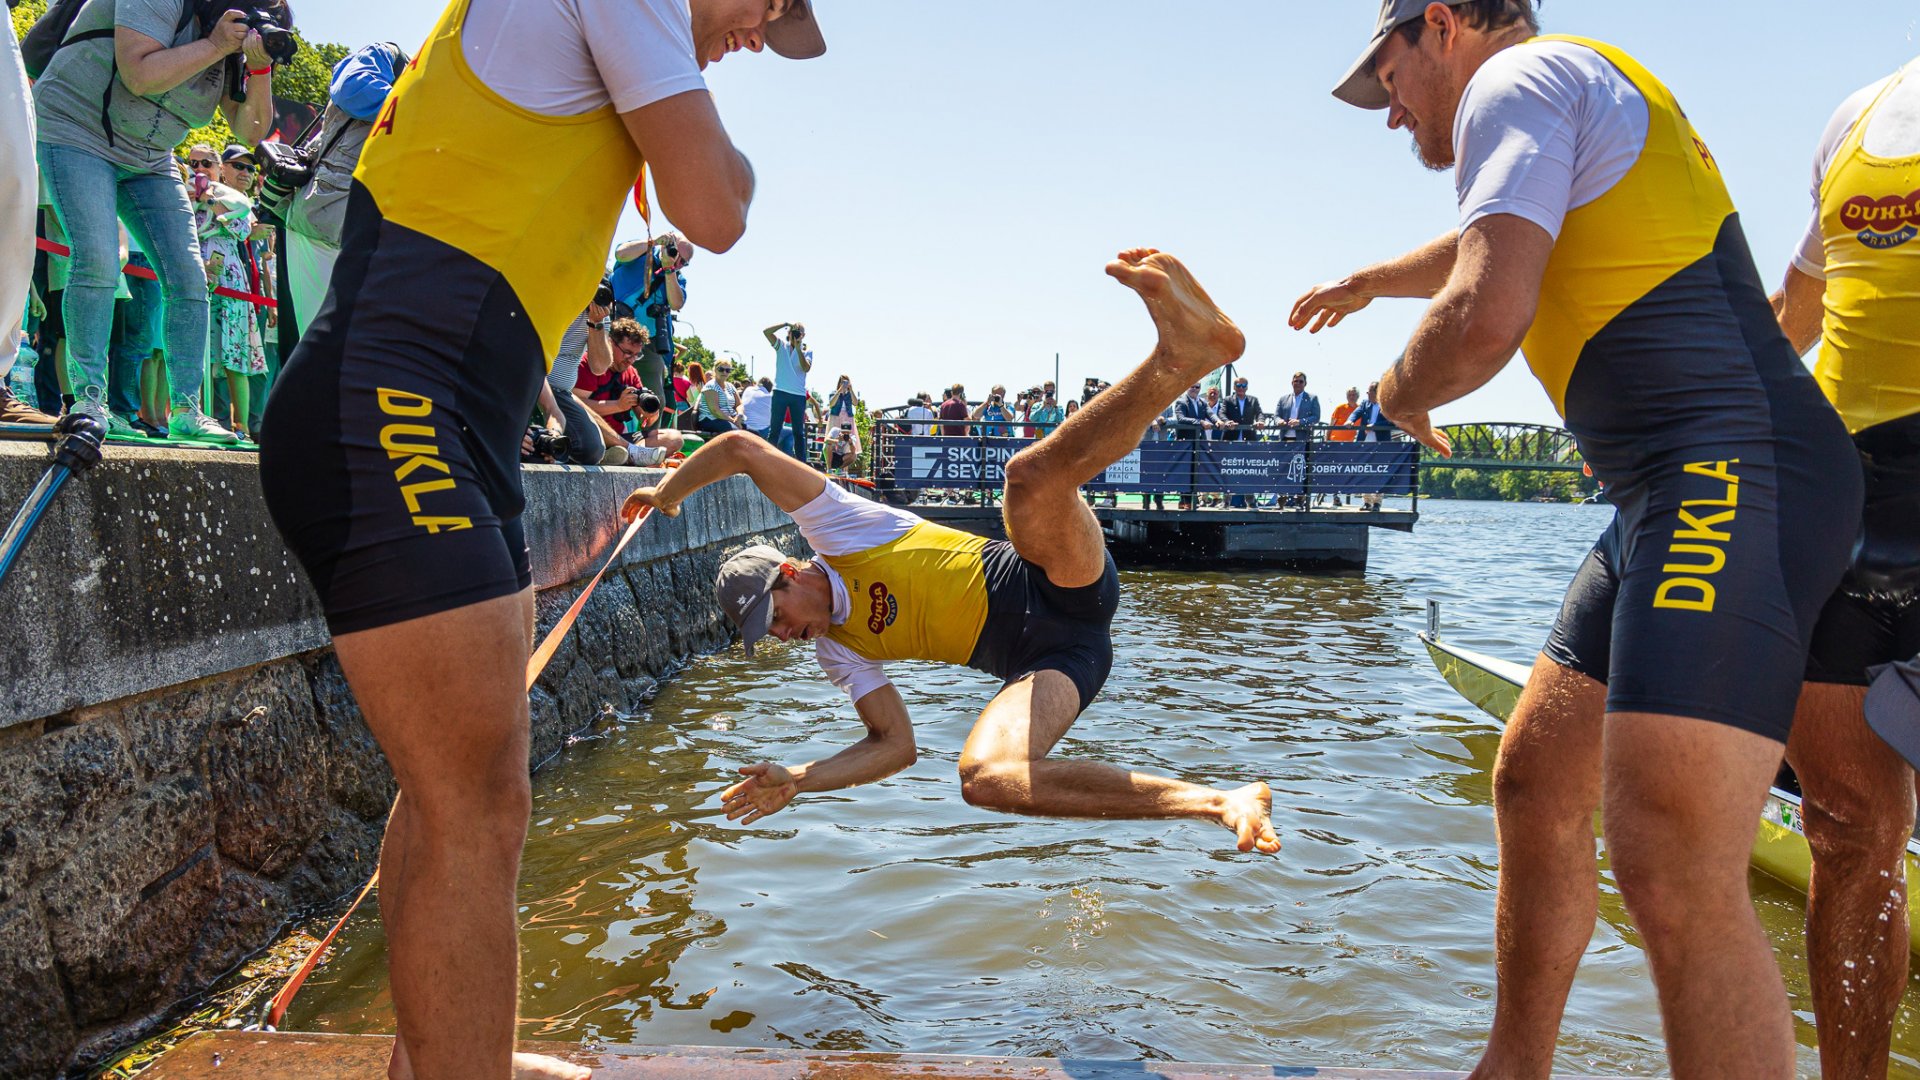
[284,499,1920,1077]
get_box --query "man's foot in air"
[168,402,242,444]
[1104,248,1246,381]
[1219,781,1281,854]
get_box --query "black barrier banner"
[1309,441,1419,494]
[888,436,1414,494]
[1082,442,1194,492]
[894,437,1025,487]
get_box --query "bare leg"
[1001,249,1243,587]
[1603,712,1793,1080]
[1468,658,1606,1080]
[334,590,589,1080]
[1787,682,1914,1080]
[957,669,1279,853]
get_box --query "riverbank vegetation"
[1421,466,1598,503]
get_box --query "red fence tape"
[34,237,278,310]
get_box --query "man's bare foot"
[1220,782,1281,854]
[514,1051,593,1080]
[1105,248,1246,379]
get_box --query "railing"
[866,409,1418,509]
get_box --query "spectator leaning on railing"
[32,0,285,442]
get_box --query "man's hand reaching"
[721,762,799,825]
[1288,276,1374,333]
[620,486,680,523]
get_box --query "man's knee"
[1803,774,1916,872]
[957,755,1025,811]
[403,756,532,855]
[1491,743,1594,831]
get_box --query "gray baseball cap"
[765,0,827,60]
[715,544,788,656]
[1332,0,1457,110]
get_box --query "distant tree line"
[1420,466,1597,502]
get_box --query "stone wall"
[0,443,799,1078]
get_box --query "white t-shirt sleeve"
[464,0,706,116]
[578,0,709,113]
[788,481,919,557]
[815,637,891,702]
[1795,78,1889,279]
[1454,42,1648,241]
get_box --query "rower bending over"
[622,249,1279,852]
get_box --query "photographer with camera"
[257,39,406,339]
[30,0,287,441]
[610,231,689,405]
[574,317,682,465]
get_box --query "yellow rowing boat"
[1418,602,1920,956]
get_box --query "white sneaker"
[630,445,669,467]
[169,403,242,444]
[598,444,629,466]
[69,399,111,434]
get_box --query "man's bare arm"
[1377,215,1552,454]
[1289,230,1462,334]
[790,685,917,794]
[1770,264,1825,357]
[763,322,787,348]
[621,90,754,253]
[583,321,614,377]
[622,429,826,521]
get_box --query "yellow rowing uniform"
[1815,60,1920,434]
[352,0,642,364]
[821,522,990,665]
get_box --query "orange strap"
[35,237,279,309]
[264,471,673,1029]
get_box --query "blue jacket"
[1275,393,1320,439]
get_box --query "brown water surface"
[285,499,1920,1077]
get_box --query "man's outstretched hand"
[1288,276,1373,333]
[1395,410,1452,457]
[721,762,799,825]
[621,486,680,524]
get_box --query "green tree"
[675,334,718,379]
[12,0,48,43]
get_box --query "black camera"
[524,425,570,463]
[243,10,298,64]
[252,138,313,223]
[593,279,615,310]
[662,239,679,262]
[635,391,662,416]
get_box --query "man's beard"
[1409,130,1454,173]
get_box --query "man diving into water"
[621,249,1281,852]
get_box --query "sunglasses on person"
[228,162,256,174]
[187,157,217,168]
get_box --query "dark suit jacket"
[1220,394,1263,439]
[1172,394,1211,438]
[1275,393,1320,440]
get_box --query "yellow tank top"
[822,522,990,666]
[1815,61,1920,434]
[1520,36,1736,416]
[353,0,643,365]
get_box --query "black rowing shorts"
[1543,433,1860,743]
[1806,414,1920,686]
[259,184,544,635]
[967,542,1120,714]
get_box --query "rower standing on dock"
[1770,53,1920,1080]
[1288,2,1859,1078]
[257,2,828,1078]
[622,249,1281,854]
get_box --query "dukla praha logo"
[866,581,898,635]
[1841,189,1920,249]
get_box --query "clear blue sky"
[301,2,1919,425]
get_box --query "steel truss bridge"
[1426,423,1583,472]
